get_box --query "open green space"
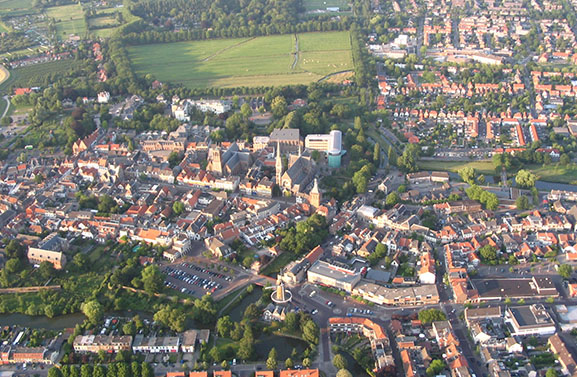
[45,4,87,38]
[303,0,351,11]
[524,163,577,185]
[418,159,496,175]
[418,159,577,184]
[0,60,80,95]
[128,31,353,88]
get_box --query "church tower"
[275,142,283,185]
[309,178,321,208]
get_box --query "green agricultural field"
[128,31,353,88]
[45,4,87,38]
[0,60,80,95]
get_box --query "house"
[205,237,234,259]
[505,305,556,336]
[418,251,436,284]
[279,369,319,377]
[548,333,577,376]
[27,232,69,269]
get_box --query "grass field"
[0,60,80,95]
[304,0,351,11]
[418,159,577,184]
[128,31,353,88]
[418,159,496,175]
[45,4,86,38]
[0,0,34,9]
[0,65,9,87]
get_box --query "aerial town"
[2,0,577,376]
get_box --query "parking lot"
[162,262,233,299]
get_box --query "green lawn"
[45,4,87,38]
[0,60,80,95]
[260,252,297,277]
[525,163,577,185]
[418,159,496,175]
[128,31,353,88]
[0,0,34,9]
[418,159,577,184]
[303,0,351,11]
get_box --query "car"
[309,291,316,297]
[311,309,318,315]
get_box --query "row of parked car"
[178,262,232,281]
[164,266,223,293]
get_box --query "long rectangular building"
[307,260,361,293]
[352,280,439,306]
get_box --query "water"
[0,313,85,329]
[536,180,577,192]
[255,335,309,360]
[226,287,263,322]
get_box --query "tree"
[240,103,253,118]
[81,300,103,325]
[386,192,400,207]
[285,358,294,369]
[388,145,398,166]
[479,245,498,264]
[209,347,222,362]
[546,369,559,377]
[123,321,136,336]
[237,325,255,360]
[458,167,475,184]
[243,303,260,321]
[266,347,278,370]
[5,258,21,274]
[560,154,571,166]
[38,261,56,280]
[168,151,183,168]
[271,96,288,118]
[426,359,446,376]
[216,316,233,338]
[336,370,353,377]
[172,201,185,216]
[397,144,420,172]
[302,320,319,345]
[418,308,446,324]
[373,143,380,163]
[302,358,311,368]
[73,253,88,271]
[515,169,537,188]
[333,354,348,370]
[141,265,163,294]
[559,264,573,279]
[48,367,63,377]
[80,365,93,377]
[516,195,530,210]
[5,240,25,259]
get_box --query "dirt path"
[317,69,354,82]
[291,33,299,70]
[202,37,256,62]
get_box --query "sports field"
[128,31,353,88]
[45,4,86,38]
[303,0,351,11]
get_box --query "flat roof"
[308,260,360,284]
[473,278,557,299]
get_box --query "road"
[1,95,10,119]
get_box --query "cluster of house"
[166,370,320,377]
[0,326,68,365]
[390,314,470,377]
[0,123,344,272]
[465,305,577,377]
[329,317,394,372]
[72,329,209,354]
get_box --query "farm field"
[45,4,86,38]
[0,60,80,95]
[128,31,353,88]
[418,159,496,175]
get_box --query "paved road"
[1,95,10,119]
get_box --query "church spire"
[276,142,283,185]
